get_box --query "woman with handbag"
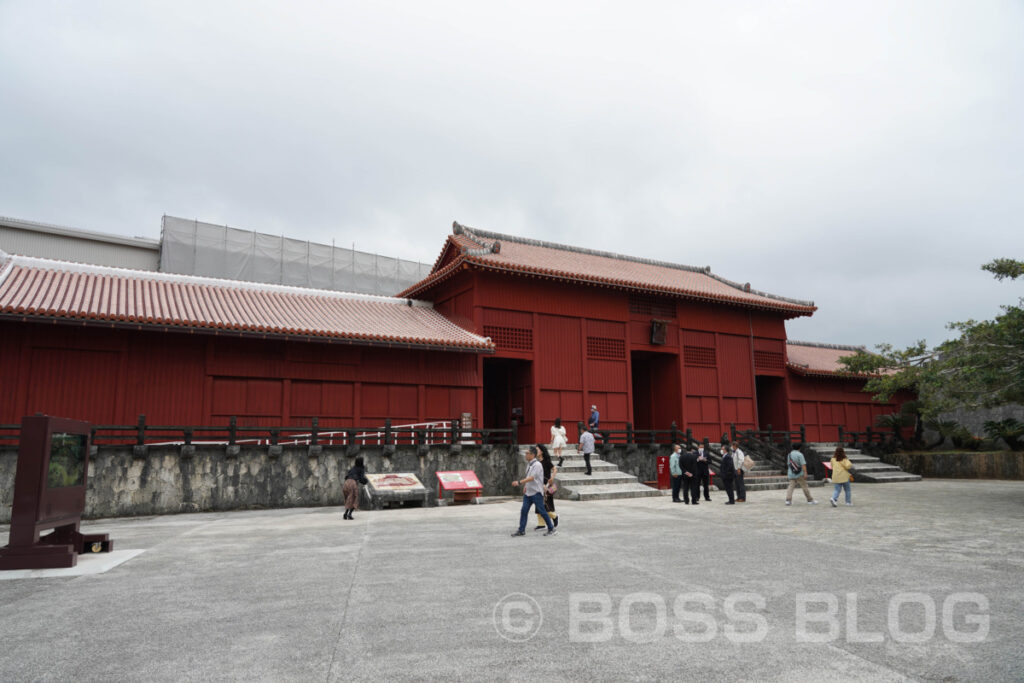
[829,447,854,507]
[534,444,560,530]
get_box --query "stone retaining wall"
[599,445,663,484]
[0,444,519,522]
[883,451,1024,480]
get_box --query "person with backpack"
[785,443,817,506]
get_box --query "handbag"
[546,482,558,495]
[742,455,754,473]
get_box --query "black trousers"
[671,475,682,501]
[722,477,735,503]
[683,475,699,503]
[735,470,746,500]
[583,453,592,474]
[698,470,711,499]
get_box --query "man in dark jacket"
[696,445,712,501]
[680,446,700,505]
[719,446,736,505]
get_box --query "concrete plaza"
[1,479,1022,682]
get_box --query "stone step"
[846,455,880,464]
[806,443,920,484]
[568,483,664,501]
[555,472,639,487]
[848,465,902,475]
[851,472,922,483]
[557,461,619,473]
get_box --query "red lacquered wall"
[0,320,481,430]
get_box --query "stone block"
[132,445,148,459]
[308,445,322,458]
[180,445,195,459]
[226,445,240,459]
[267,444,282,459]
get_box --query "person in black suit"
[695,445,711,501]
[680,446,700,505]
[719,446,736,504]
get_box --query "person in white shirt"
[579,428,595,476]
[511,446,556,536]
[730,443,748,502]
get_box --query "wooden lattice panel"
[483,325,533,351]
[684,345,717,368]
[587,336,626,360]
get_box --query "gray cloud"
[2,0,1022,349]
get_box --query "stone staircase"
[708,445,826,492]
[543,446,663,501]
[806,443,922,483]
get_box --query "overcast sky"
[2,1,1022,349]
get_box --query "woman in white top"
[550,417,568,464]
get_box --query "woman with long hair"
[534,444,559,530]
[829,446,854,507]
[550,418,567,466]
[342,455,369,520]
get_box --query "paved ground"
[1,480,1022,682]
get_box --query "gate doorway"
[483,357,533,443]
[755,375,789,432]
[630,351,681,431]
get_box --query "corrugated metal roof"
[402,223,817,317]
[0,251,494,352]
[0,215,160,271]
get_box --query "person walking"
[670,443,684,502]
[579,426,595,476]
[829,446,854,507]
[719,446,736,504]
[696,444,711,501]
[681,446,700,504]
[342,455,369,520]
[512,446,556,536]
[731,443,748,502]
[534,444,560,529]
[785,443,817,506]
[550,418,568,466]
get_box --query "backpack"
[788,454,802,475]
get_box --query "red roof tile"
[786,341,867,376]
[402,224,817,317]
[0,252,493,352]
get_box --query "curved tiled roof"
[401,223,817,317]
[0,251,493,352]
[786,340,869,377]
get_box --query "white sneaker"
[808,500,818,505]
[785,501,792,506]
[845,502,853,506]
[830,498,837,507]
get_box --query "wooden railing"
[0,416,518,449]
[575,421,712,452]
[837,426,893,448]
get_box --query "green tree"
[840,259,1024,418]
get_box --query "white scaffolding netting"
[159,216,432,296]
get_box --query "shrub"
[983,418,1024,450]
